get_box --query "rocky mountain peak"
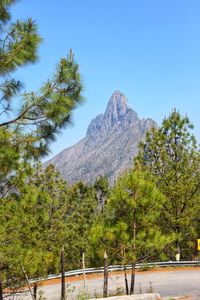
[86,90,130,136]
[104,90,129,126]
[45,91,157,185]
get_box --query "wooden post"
[123,265,129,295]
[82,252,86,290]
[103,251,108,298]
[130,214,136,294]
[61,246,65,300]
[176,239,181,261]
[33,282,38,300]
[19,261,35,300]
[130,262,136,294]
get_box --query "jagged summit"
[105,90,128,116]
[45,92,157,184]
[86,90,130,136]
[104,90,129,127]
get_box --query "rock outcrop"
[45,91,157,184]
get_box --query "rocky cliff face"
[45,91,157,184]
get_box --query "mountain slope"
[45,91,157,184]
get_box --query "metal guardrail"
[5,261,200,298]
[41,261,200,282]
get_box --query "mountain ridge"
[45,91,157,184]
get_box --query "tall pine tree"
[91,169,168,294]
[136,110,200,259]
[0,1,83,196]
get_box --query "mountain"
[45,91,157,184]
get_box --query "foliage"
[94,176,109,211]
[136,110,200,258]
[90,169,169,265]
[0,165,69,289]
[0,2,83,292]
[0,165,99,293]
[64,181,98,269]
[0,1,83,198]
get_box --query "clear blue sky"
[12,0,200,160]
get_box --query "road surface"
[7,268,200,300]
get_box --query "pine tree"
[0,165,70,297]
[91,169,169,294]
[94,176,109,211]
[0,1,83,195]
[0,165,99,297]
[0,3,83,293]
[136,110,200,259]
[64,181,98,269]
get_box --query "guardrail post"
[103,251,108,298]
[82,252,86,290]
[61,246,65,300]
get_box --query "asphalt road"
[9,268,200,300]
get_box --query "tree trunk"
[19,261,35,300]
[61,246,65,300]
[33,282,37,300]
[129,263,136,294]
[0,278,3,300]
[123,265,129,295]
[103,251,108,298]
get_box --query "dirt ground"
[40,266,200,287]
